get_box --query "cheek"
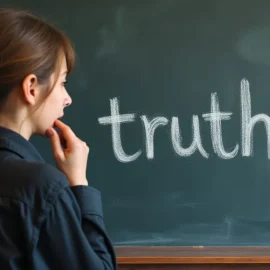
[38,99,59,122]
[48,91,63,109]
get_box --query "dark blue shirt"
[0,126,117,269]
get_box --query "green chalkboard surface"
[3,0,270,246]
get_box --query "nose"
[64,92,72,107]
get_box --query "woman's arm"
[36,184,117,270]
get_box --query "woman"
[0,7,117,270]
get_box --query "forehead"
[59,55,67,73]
[49,55,67,84]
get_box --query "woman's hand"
[46,119,89,186]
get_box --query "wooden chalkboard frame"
[116,246,270,269]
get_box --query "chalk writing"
[98,78,270,162]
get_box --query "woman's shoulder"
[0,158,70,209]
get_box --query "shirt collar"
[0,125,45,162]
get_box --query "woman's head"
[0,7,75,139]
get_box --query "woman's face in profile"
[34,56,72,136]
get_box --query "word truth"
[98,79,270,163]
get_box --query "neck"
[0,114,32,140]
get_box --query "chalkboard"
[3,0,270,246]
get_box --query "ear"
[21,74,41,105]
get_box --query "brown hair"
[0,7,75,109]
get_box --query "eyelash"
[62,81,68,87]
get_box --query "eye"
[62,80,68,87]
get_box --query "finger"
[54,120,77,142]
[48,128,65,160]
[58,131,67,149]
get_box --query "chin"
[35,118,59,137]
[35,124,52,138]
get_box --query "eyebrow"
[61,71,67,76]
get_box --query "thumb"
[47,128,65,160]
